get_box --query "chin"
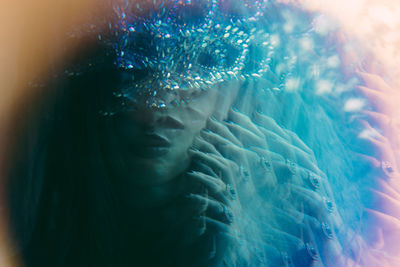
[128,152,188,186]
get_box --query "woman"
[5,0,399,266]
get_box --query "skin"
[105,82,239,207]
[99,72,348,266]
[87,67,400,266]
[198,109,345,266]
[350,71,400,265]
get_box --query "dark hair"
[5,43,134,266]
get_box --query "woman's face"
[109,87,220,187]
[101,0,245,188]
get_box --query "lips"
[143,133,171,147]
[131,133,170,158]
[113,112,183,158]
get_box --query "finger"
[224,121,266,148]
[250,148,285,188]
[216,141,256,164]
[361,110,392,130]
[357,119,386,143]
[304,216,345,267]
[357,85,387,110]
[259,127,296,158]
[200,128,244,161]
[205,232,236,263]
[188,147,236,186]
[284,209,344,267]
[206,117,242,146]
[261,225,305,255]
[249,146,285,162]
[181,212,207,243]
[228,107,265,138]
[186,193,234,225]
[375,179,400,204]
[254,244,282,267]
[353,151,400,188]
[351,130,388,159]
[284,130,314,156]
[357,120,399,169]
[301,169,323,192]
[219,142,305,187]
[257,128,321,174]
[272,203,343,265]
[163,195,207,225]
[199,129,247,168]
[270,205,307,239]
[250,155,316,193]
[273,160,301,185]
[368,188,400,220]
[355,136,399,176]
[358,135,386,156]
[274,199,329,245]
[192,136,222,156]
[213,142,261,184]
[363,208,400,255]
[252,111,290,140]
[202,216,233,235]
[189,148,228,173]
[194,162,219,179]
[187,171,231,205]
[184,193,208,214]
[354,151,381,169]
[292,242,322,267]
[287,183,331,221]
[200,128,237,149]
[357,71,394,93]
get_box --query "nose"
[125,105,160,131]
[127,105,185,131]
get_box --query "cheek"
[153,142,191,181]
[169,128,197,154]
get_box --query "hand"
[347,90,400,265]
[201,108,346,266]
[356,71,400,159]
[167,133,239,267]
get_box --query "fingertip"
[187,148,199,154]
[186,171,195,177]
[230,107,242,115]
[209,116,218,122]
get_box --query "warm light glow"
[278,0,400,87]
